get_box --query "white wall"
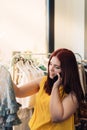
[0,0,47,65]
[0,0,85,64]
[55,0,85,59]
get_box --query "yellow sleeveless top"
[29,76,75,130]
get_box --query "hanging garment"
[78,64,87,95]
[0,64,21,129]
[13,108,32,130]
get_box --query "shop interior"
[0,0,87,130]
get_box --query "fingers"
[57,73,62,85]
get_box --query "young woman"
[13,48,84,130]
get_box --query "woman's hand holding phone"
[53,73,62,88]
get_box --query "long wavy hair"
[44,48,84,104]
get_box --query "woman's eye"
[55,66,61,69]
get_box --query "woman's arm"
[13,77,42,98]
[50,85,78,122]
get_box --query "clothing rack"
[11,51,51,57]
[10,51,51,66]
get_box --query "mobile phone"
[53,75,58,83]
[53,73,62,83]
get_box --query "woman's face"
[49,56,62,79]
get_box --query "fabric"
[78,64,87,95]
[0,64,21,129]
[29,76,75,130]
[13,108,32,130]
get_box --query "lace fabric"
[0,64,21,129]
